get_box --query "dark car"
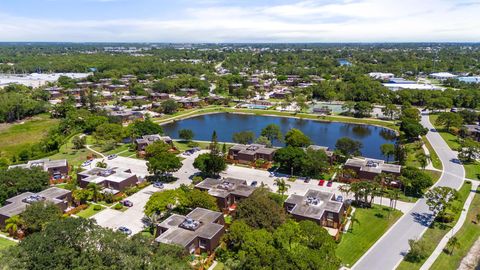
[336,195,344,202]
[107,154,118,160]
[117,226,132,235]
[326,181,333,187]
[304,177,311,183]
[122,200,133,207]
[251,181,258,187]
[153,182,164,189]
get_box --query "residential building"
[368,72,395,80]
[227,144,276,164]
[177,97,202,109]
[9,158,69,181]
[108,110,144,124]
[178,88,198,96]
[430,72,457,81]
[284,189,345,236]
[77,167,138,193]
[0,187,72,228]
[306,145,335,164]
[155,208,225,254]
[134,134,173,151]
[463,124,480,141]
[195,178,256,210]
[342,158,401,182]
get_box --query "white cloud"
[0,0,479,42]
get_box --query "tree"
[447,236,460,255]
[0,167,49,206]
[255,136,272,147]
[144,141,171,158]
[20,201,62,234]
[232,131,255,144]
[261,124,283,144]
[87,183,102,202]
[127,118,163,139]
[382,103,400,120]
[335,137,362,157]
[342,101,356,115]
[72,135,86,149]
[273,146,307,176]
[435,112,463,131]
[96,160,107,168]
[144,189,178,216]
[147,152,182,178]
[401,166,433,196]
[274,178,290,197]
[415,152,430,170]
[354,101,373,118]
[400,118,428,141]
[235,188,286,231]
[380,143,395,162]
[458,138,480,162]
[458,110,478,124]
[405,239,429,263]
[178,129,194,142]
[161,99,179,114]
[93,123,124,144]
[5,215,24,237]
[284,128,311,147]
[193,153,226,177]
[425,186,458,219]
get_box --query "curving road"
[352,112,465,270]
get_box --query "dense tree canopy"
[0,167,49,206]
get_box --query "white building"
[368,72,395,80]
[430,72,457,81]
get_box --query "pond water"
[162,113,397,159]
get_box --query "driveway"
[352,112,465,270]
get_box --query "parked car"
[122,200,133,207]
[81,160,92,167]
[326,181,333,187]
[304,177,311,183]
[251,181,258,187]
[107,154,117,160]
[117,226,132,235]
[153,182,164,189]
[318,179,325,186]
[336,195,344,202]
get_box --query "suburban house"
[177,97,202,109]
[195,178,256,211]
[284,189,345,237]
[0,187,72,228]
[108,110,144,124]
[155,208,225,254]
[270,89,292,99]
[463,124,480,141]
[134,134,173,151]
[341,158,401,182]
[9,158,69,181]
[227,144,276,164]
[306,145,335,164]
[77,167,138,193]
[149,92,170,101]
[178,88,198,96]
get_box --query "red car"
[326,181,333,187]
[318,179,325,186]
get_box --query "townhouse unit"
[195,178,256,211]
[306,145,335,164]
[284,189,345,235]
[0,187,72,228]
[227,144,276,164]
[342,158,401,182]
[9,158,69,180]
[134,134,173,151]
[77,167,138,193]
[155,208,225,254]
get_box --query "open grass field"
[49,135,95,167]
[397,182,473,270]
[0,114,59,158]
[430,187,480,270]
[336,205,403,267]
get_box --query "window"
[199,239,207,249]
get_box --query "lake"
[161,113,397,159]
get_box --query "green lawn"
[0,237,16,250]
[49,134,95,167]
[430,187,480,270]
[76,204,105,219]
[397,182,473,270]
[336,205,403,267]
[405,141,425,168]
[422,136,443,170]
[213,261,225,270]
[464,162,480,180]
[0,113,59,158]
[429,115,462,151]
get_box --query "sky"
[1,0,480,43]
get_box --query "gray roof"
[8,158,67,171]
[285,189,343,221]
[0,187,70,218]
[345,158,401,174]
[230,144,276,156]
[135,134,172,145]
[155,208,224,247]
[78,167,137,184]
[195,177,255,198]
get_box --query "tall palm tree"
[275,178,290,197]
[349,215,360,232]
[142,212,161,235]
[447,236,460,255]
[338,184,351,199]
[87,183,101,202]
[5,215,24,237]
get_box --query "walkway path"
[352,112,465,270]
[420,182,479,269]
[0,233,19,243]
[85,144,105,158]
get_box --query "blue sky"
[1,0,479,42]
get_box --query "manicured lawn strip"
[422,136,442,170]
[430,187,480,270]
[397,182,472,270]
[49,134,95,166]
[0,113,59,158]
[336,205,403,267]
[76,204,105,219]
[429,114,462,151]
[464,162,480,180]
[405,141,424,168]
[103,144,131,156]
[0,237,16,250]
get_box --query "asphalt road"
[352,112,465,270]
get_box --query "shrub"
[93,205,102,211]
[405,239,428,263]
[192,176,203,185]
[114,203,123,210]
[187,141,199,148]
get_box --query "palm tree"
[416,153,430,170]
[5,215,24,237]
[274,178,290,197]
[349,215,360,232]
[374,173,389,205]
[87,183,101,202]
[338,184,351,199]
[142,212,161,235]
[447,237,460,255]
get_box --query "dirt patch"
[458,236,480,270]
